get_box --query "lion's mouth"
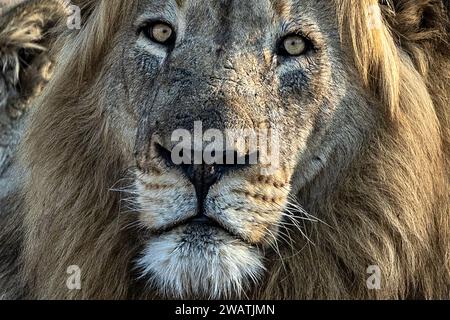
[152,212,242,241]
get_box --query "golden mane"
[16,0,449,299]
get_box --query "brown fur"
[1,0,448,299]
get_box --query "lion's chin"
[137,223,265,299]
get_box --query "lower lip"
[184,220,228,233]
[154,218,226,235]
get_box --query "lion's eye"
[142,22,175,45]
[279,35,308,56]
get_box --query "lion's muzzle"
[138,138,258,235]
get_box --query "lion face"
[103,0,370,298]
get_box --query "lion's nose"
[155,143,225,192]
[182,163,223,199]
[154,143,253,205]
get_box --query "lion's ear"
[0,0,68,117]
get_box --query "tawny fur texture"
[0,0,449,299]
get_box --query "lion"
[0,0,449,300]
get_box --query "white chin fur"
[137,226,265,299]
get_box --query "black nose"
[155,143,253,208]
[182,163,223,200]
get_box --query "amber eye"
[143,22,175,45]
[279,35,308,56]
